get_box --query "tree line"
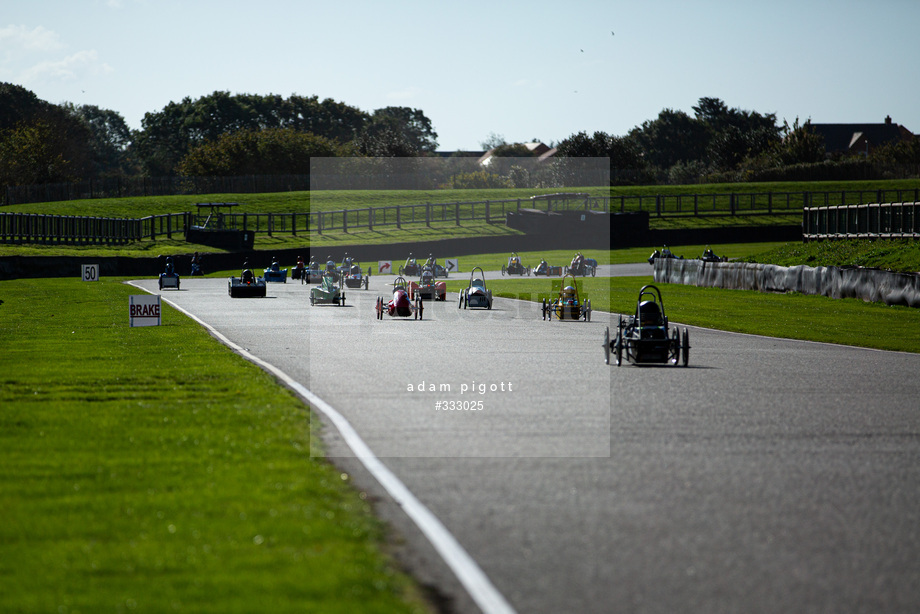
[1,83,918,193]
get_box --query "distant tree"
[692,97,781,170]
[556,130,646,169]
[0,119,80,185]
[691,97,732,132]
[775,118,825,165]
[284,95,369,142]
[62,103,136,177]
[446,170,512,189]
[0,83,93,186]
[361,107,438,154]
[869,137,920,166]
[353,125,419,157]
[628,109,708,168]
[0,82,46,132]
[176,128,342,176]
[134,97,197,175]
[479,132,506,150]
[490,142,536,157]
[135,91,372,174]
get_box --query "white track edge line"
[126,282,516,614]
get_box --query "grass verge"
[744,238,920,273]
[477,276,920,354]
[0,278,430,614]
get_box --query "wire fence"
[5,188,920,245]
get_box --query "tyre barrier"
[653,258,920,308]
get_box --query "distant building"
[810,116,915,156]
[478,142,557,166]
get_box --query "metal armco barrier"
[654,258,920,308]
[803,202,920,240]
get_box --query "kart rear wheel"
[671,329,680,364]
[501,265,506,276]
[682,329,690,366]
[603,327,610,364]
[541,298,547,321]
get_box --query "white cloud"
[0,25,65,53]
[0,25,113,85]
[22,50,113,82]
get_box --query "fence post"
[485,200,490,223]
[456,202,461,226]
[369,207,374,231]
[397,205,401,229]
[343,209,348,233]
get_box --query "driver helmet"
[563,285,576,301]
[639,300,661,326]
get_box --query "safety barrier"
[803,202,920,240]
[653,258,920,308]
[0,212,188,245]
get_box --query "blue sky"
[3,0,919,151]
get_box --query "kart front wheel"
[682,329,690,367]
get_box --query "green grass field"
[744,238,920,273]
[3,180,919,609]
[0,278,431,614]
[4,178,916,257]
[467,276,920,354]
[6,179,917,217]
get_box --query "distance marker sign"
[129,295,161,327]
[81,264,99,281]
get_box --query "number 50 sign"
[82,264,99,282]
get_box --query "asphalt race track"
[130,272,920,614]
